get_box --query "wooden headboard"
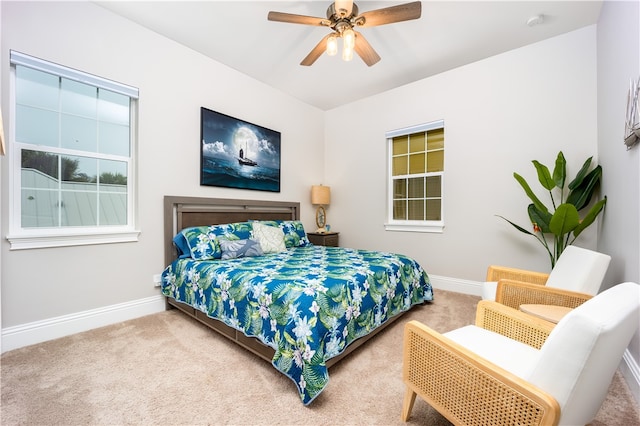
[164,196,301,266]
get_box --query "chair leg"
[401,387,417,422]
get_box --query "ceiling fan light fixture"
[326,34,338,56]
[343,28,355,50]
[342,45,354,61]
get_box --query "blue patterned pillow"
[175,222,253,260]
[219,238,264,260]
[172,232,193,259]
[174,226,219,260]
[257,220,310,248]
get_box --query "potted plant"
[498,151,607,268]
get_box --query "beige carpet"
[2,290,639,425]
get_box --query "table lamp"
[311,185,331,233]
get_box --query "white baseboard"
[620,348,640,405]
[1,295,166,353]
[428,274,483,297]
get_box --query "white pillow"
[252,222,286,253]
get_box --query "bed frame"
[163,195,405,368]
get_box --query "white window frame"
[7,51,140,250]
[385,120,444,233]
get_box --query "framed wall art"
[200,107,281,192]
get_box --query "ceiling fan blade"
[268,11,330,27]
[354,31,381,66]
[357,1,422,27]
[301,33,333,66]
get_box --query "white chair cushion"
[481,281,498,301]
[544,245,611,295]
[445,325,538,379]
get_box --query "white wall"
[0,2,325,333]
[325,26,599,283]
[596,0,640,401]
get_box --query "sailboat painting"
[200,107,281,192]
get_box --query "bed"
[161,196,433,405]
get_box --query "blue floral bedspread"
[161,245,433,405]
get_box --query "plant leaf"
[527,204,552,233]
[566,166,602,210]
[533,160,555,191]
[552,151,566,190]
[549,203,580,236]
[496,215,535,236]
[573,197,607,238]
[568,156,593,190]
[514,172,549,213]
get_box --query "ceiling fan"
[267,1,422,67]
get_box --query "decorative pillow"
[219,238,264,260]
[175,226,220,260]
[172,232,193,259]
[258,220,310,248]
[281,220,311,248]
[252,222,286,253]
[175,222,253,260]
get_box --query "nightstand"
[307,232,339,247]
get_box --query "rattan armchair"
[402,282,640,426]
[482,246,611,310]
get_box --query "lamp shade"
[311,185,331,205]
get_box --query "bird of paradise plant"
[497,151,607,268]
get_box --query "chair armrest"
[496,279,593,310]
[475,300,554,349]
[402,320,560,425]
[486,265,549,284]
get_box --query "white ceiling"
[96,1,603,111]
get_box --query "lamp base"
[315,205,327,230]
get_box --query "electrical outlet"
[153,274,162,287]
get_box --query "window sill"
[7,230,141,250]
[384,223,444,233]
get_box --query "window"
[8,51,139,249]
[385,120,444,233]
